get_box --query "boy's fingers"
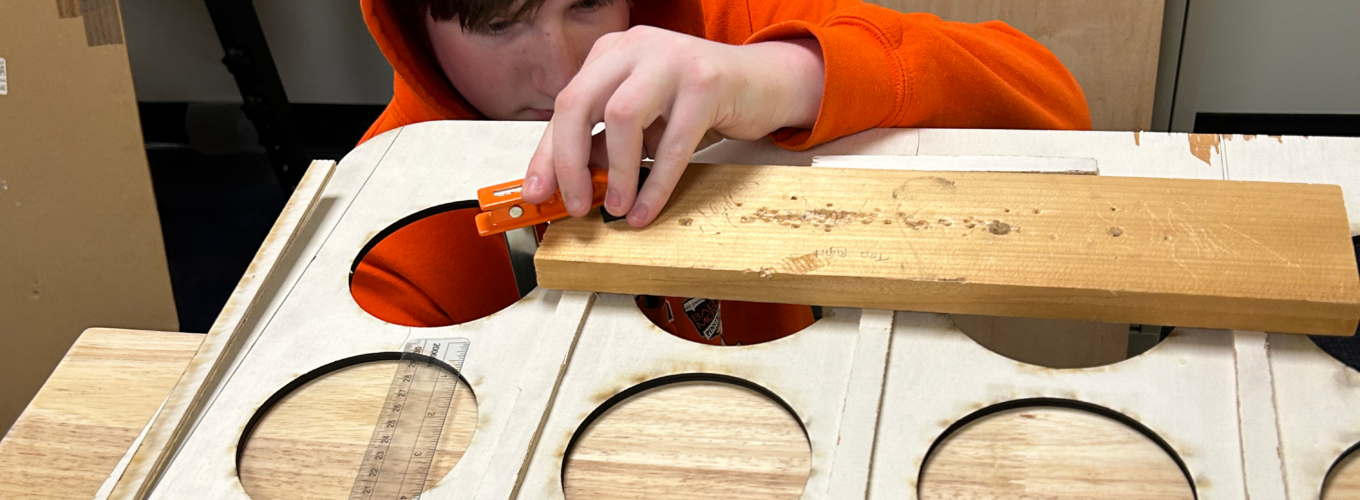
[552,55,634,217]
[551,111,596,217]
[628,100,713,228]
[602,74,669,216]
[523,121,558,204]
[582,30,626,68]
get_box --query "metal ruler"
[349,338,470,500]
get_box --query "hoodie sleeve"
[729,0,1092,150]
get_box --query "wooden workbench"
[2,328,1356,499]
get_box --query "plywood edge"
[107,160,336,500]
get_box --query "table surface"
[3,328,1356,499]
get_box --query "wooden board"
[536,164,1360,335]
[0,329,202,500]
[867,0,1165,131]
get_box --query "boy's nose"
[530,25,586,99]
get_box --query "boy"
[351,0,1091,344]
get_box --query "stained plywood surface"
[538,164,1360,335]
[0,329,201,500]
[4,328,1303,500]
[238,361,478,500]
[868,0,1164,131]
[919,406,1194,499]
[563,381,812,500]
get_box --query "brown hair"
[409,0,626,32]
[411,0,551,31]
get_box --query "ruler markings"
[350,338,469,500]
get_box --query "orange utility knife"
[474,168,611,236]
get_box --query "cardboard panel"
[0,0,177,434]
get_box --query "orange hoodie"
[351,0,1091,344]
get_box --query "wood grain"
[1326,450,1360,500]
[238,360,478,500]
[562,381,812,500]
[866,0,1164,131]
[5,327,1360,498]
[918,406,1195,500]
[537,164,1360,335]
[0,329,202,500]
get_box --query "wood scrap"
[536,163,1360,335]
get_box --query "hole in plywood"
[349,201,528,327]
[918,400,1195,500]
[563,375,811,499]
[1310,334,1360,373]
[238,355,477,500]
[1307,236,1360,372]
[1323,443,1360,499]
[950,314,1168,369]
[635,296,821,346]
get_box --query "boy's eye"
[485,19,513,33]
[574,0,607,10]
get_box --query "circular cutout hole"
[636,296,821,346]
[1309,236,1360,371]
[238,356,477,500]
[1323,443,1360,499]
[1310,334,1360,372]
[951,314,1167,369]
[350,202,527,327]
[563,375,811,499]
[919,400,1194,500]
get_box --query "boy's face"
[425,0,630,121]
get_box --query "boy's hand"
[521,26,824,228]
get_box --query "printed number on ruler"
[350,338,470,500]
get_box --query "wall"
[1170,0,1360,131]
[121,0,393,104]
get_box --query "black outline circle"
[1323,441,1360,497]
[235,351,472,476]
[916,397,1198,499]
[561,373,811,491]
[348,200,484,283]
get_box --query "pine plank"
[536,164,1360,335]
